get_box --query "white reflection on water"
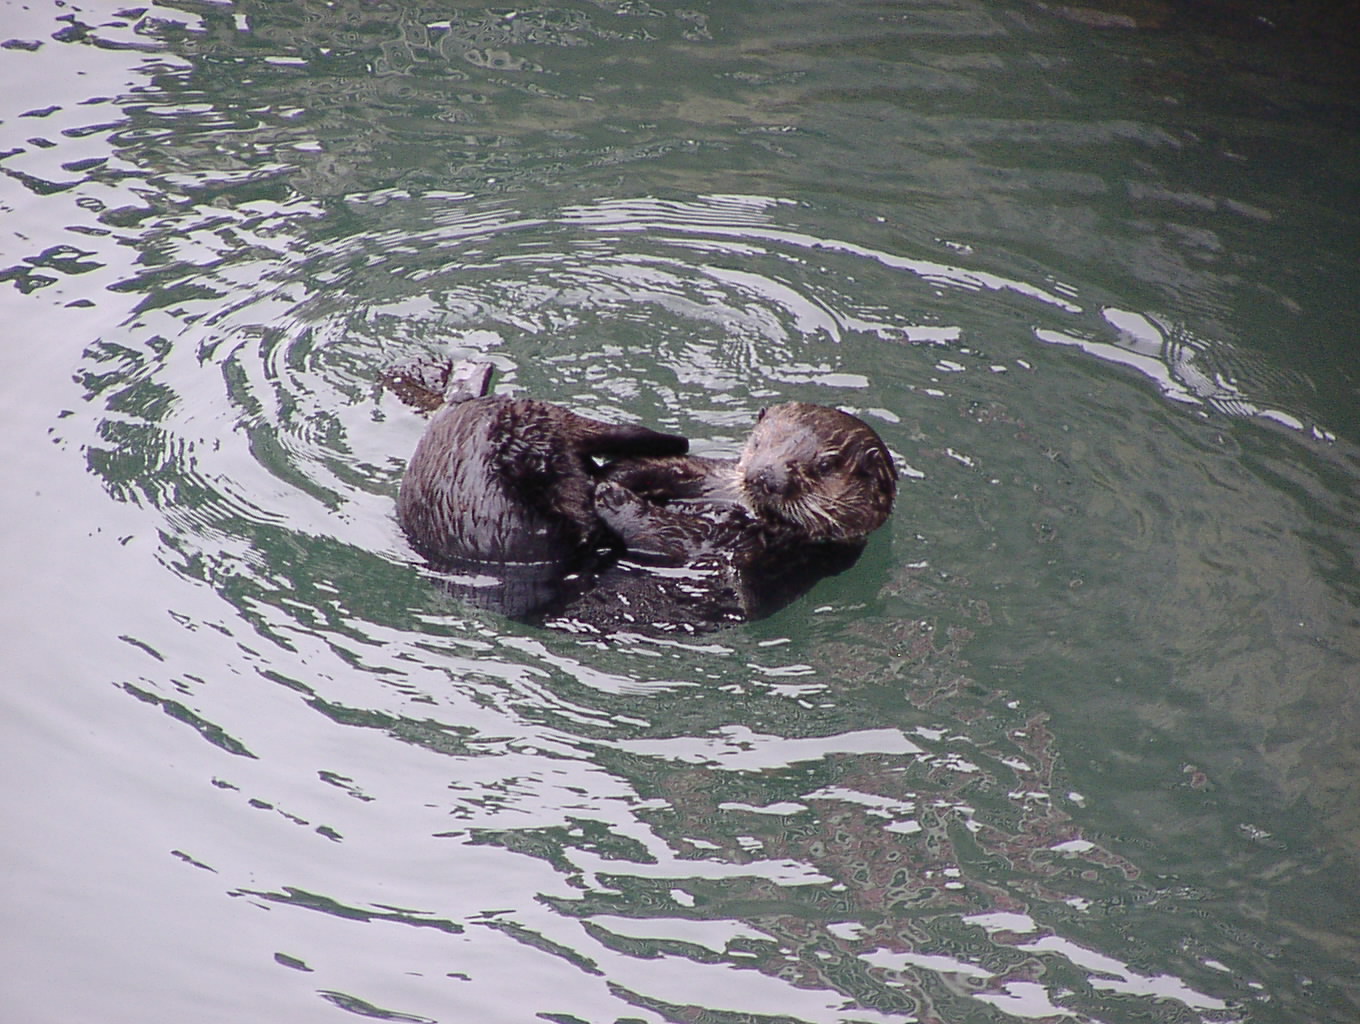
[965,912,1231,1016]
[1037,307,1335,440]
[616,725,926,770]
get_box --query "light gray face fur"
[736,402,896,543]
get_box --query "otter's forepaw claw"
[593,480,637,515]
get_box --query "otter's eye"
[814,455,836,476]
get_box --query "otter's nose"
[748,463,792,499]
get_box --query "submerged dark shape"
[385,359,896,633]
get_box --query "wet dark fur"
[387,360,687,616]
[554,403,897,632]
[597,402,896,558]
[385,360,896,632]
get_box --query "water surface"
[2,2,1358,1022]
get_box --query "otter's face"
[737,402,896,543]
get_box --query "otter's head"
[737,402,896,543]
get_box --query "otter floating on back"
[385,359,896,633]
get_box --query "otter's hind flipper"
[383,358,494,413]
[443,361,494,403]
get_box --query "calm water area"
[2,1,1358,1021]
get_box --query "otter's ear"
[755,408,768,422]
[857,448,890,478]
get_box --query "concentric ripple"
[79,191,1336,590]
[31,135,1354,1024]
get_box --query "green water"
[2,2,1357,1022]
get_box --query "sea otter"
[386,359,688,616]
[385,359,896,632]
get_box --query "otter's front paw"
[594,480,642,519]
[594,481,684,564]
